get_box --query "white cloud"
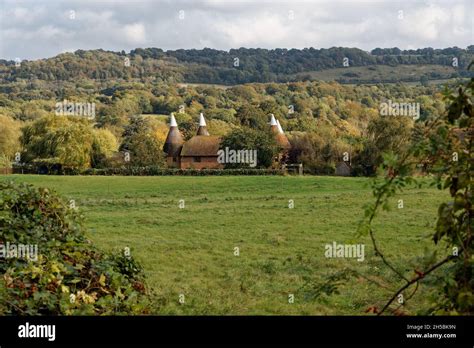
[398,4,449,42]
[0,0,471,60]
[123,23,146,45]
[215,14,290,47]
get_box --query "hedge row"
[83,167,284,176]
[13,164,284,176]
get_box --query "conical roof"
[276,119,284,134]
[196,113,210,136]
[275,132,291,149]
[269,114,277,125]
[270,114,291,149]
[163,113,184,156]
[269,114,279,134]
[170,113,178,127]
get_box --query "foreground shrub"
[0,181,151,315]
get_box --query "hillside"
[1,46,473,86]
[0,46,469,175]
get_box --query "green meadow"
[2,175,449,315]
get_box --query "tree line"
[1,46,472,85]
[0,78,449,175]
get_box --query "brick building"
[163,113,291,170]
[164,113,223,169]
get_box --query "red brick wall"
[180,156,223,169]
[166,156,181,168]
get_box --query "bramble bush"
[0,181,151,315]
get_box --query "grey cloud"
[0,0,471,60]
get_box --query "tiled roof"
[181,135,221,156]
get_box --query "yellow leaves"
[29,265,42,279]
[4,274,13,287]
[92,128,118,156]
[116,288,125,300]
[99,274,106,287]
[50,263,61,274]
[152,122,169,146]
[75,290,98,304]
[0,115,22,158]
[61,285,69,293]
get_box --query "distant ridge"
[1,46,472,85]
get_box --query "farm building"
[180,114,222,169]
[163,113,291,169]
[163,113,222,169]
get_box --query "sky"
[0,0,472,60]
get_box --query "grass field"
[2,175,449,315]
[293,64,457,84]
